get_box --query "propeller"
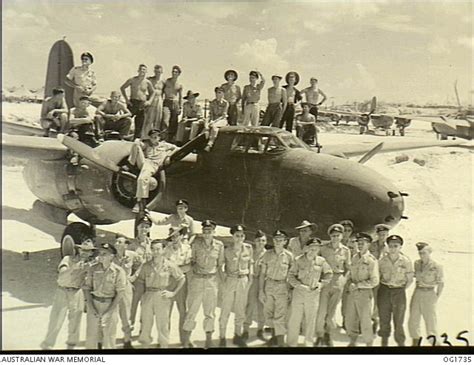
[369,96,377,115]
[358,142,384,164]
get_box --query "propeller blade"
[369,96,377,115]
[57,134,120,172]
[358,142,384,164]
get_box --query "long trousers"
[163,99,180,142]
[95,115,132,138]
[377,284,407,345]
[227,103,238,125]
[41,287,83,348]
[242,103,260,126]
[244,276,264,331]
[118,284,133,342]
[130,282,145,326]
[262,103,283,127]
[183,276,218,332]
[263,279,289,336]
[219,276,250,337]
[139,291,172,348]
[280,104,295,132]
[309,105,318,121]
[86,298,119,349]
[287,286,320,346]
[129,99,146,139]
[129,143,165,199]
[408,288,438,339]
[170,274,189,343]
[315,284,343,337]
[346,288,374,344]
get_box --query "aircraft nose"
[383,190,406,224]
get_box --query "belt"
[266,278,286,282]
[416,286,435,291]
[92,295,114,302]
[146,287,165,292]
[60,286,80,291]
[381,284,405,289]
[227,273,249,278]
[193,273,216,278]
[246,102,258,105]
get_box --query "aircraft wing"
[2,121,44,137]
[2,134,68,160]
[320,139,466,158]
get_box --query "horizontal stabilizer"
[2,133,67,160]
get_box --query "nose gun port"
[387,191,399,199]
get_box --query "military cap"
[75,239,96,251]
[99,242,117,255]
[81,52,94,63]
[375,224,391,233]
[176,199,189,207]
[230,224,245,235]
[249,71,259,78]
[273,229,288,238]
[214,86,224,93]
[327,223,344,235]
[306,237,323,247]
[202,220,217,228]
[79,96,90,102]
[285,71,300,86]
[339,220,354,229]
[355,232,373,242]
[137,214,152,226]
[416,242,432,252]
[295,220,318,231]
[148,128,165,137]
[254,230,266,239]
[272,75,282,81]
[224,69,238,81]
[386,234,404,245]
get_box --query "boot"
[218,338,227,348]
[314,337,324,347]
[182,330,192,348]
[123,341,134,349]
[232,334,240,346]
[348,336,357,347]
[266,328,276,347]
[275,335,285,347]
[205,332,213,349]
[237,334,248,348]
[381,337,389,347]
[324,333,333,347]
[241,331,249,341]
[257,329,265,341]
[412,338,421,347]
[396,340,405,347]
[98,342,103,350]
[372,319,378,335]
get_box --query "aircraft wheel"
[60,222,94,257]
[400,128,405,136]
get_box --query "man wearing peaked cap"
[182,217,224,348]
[315,223,351,347]
[371,224,390,260]
[339,220,357,333]
[355,232,373,242]
[408,242,444,346]
[259,229,293,347]
[221,70,241,126]
[287,237,332,347]
[242,70,265,126]
[288,220,317,257]
[83,241,126,349]
[219,224,253,347]
[149,199,195,238]
[262,73,287,128]
[66,51,97,107]
[377,233,413,347]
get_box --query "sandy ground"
[2,102,473,350]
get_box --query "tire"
[60,222,93,257]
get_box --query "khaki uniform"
[84,262,126,349]
[341,236,357,325]
[260,249,293,336]
[183,236,224,333]
[346,252,379,344]
[287,237,307,258]
[129,237,151,326]
[137,258,184,348]
[41,256,88,349]
[378,253,414,344]
[154,213,195,237]
[287,254,333,346]
[408,259,443,339]
[315,243,351,337]
[244,247,266,332]
[219,242,254,337]
[165,242,192,343]
[369,240,388,322]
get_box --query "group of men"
[40,200,444,350]
[40,51,327,147]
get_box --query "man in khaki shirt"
[378,235,414,347]
[241,71,265,126]
[287,220,317,258]
[287,238,332,347]
[346,233,379,347]
[221,70,241,125]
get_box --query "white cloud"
[234,38,289,72]
[457,36,474,49]
[374,14,426,34]
[428,38,450,54]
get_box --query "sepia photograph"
[1,0,473,355]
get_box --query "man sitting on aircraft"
[40,87,68,136]
[176,90,203,146]
[127,129,178,213]
[300,78,327,121]
[68,96,98,146]
[295,102,319,146]
[95,91,132,140]
[202,87,229,151]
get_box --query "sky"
[2,0,473,104]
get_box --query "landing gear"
[60,222,94,257]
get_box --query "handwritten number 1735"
[417,331,469,346]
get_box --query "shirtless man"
[143,65,166,138]
[65,52,98,107]
[68,96,97,144]
[280,71,302,132]
[95,91,132,139]
[300,78,327,121]
[262,75,287,128]
[162,65,183,143]
[40,88,68,136]
[295,103,318,146]
[120,64,156,139]
[220,70,241,126]
[241,71,265,127]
